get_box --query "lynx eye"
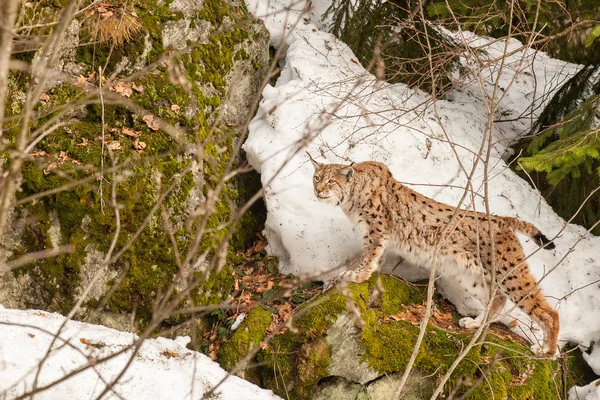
[314,176,320,182]
[327,179,335,184]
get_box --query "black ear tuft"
[307,152,323,169]
[339,166,354,181]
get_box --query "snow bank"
[243,0,600,376]
[0,306,281,400]
[569,380,600,400]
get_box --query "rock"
[312,377,363,400]
[235,275,581,399]
[0,0,270,331]
[326,313,379,385]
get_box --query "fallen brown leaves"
[382,301,527,346]
[203,234,322,359]
[43,150,74,175]
[108,81,144,98]
[384,303,454,329]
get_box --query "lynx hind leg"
[459,291,507,329]
[500,263,559,356]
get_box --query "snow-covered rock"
[243,0,600,379]
[569,380,600,400]
[0,306,282,399]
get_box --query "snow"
[243,0,600,381]
[0,306,282,400]
[569,380,600,400]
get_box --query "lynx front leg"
[342,228,386,283]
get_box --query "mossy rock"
[224,274,587,399]
[219,306,272,376]
[0,0,269,331]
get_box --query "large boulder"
[0,0,269,331]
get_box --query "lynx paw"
[530,344,559,358]
[459,316,482,329]
[341,269,371,283]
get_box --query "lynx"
[308,154,559,355]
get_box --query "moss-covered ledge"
[218,274,588,399]
[0,0,269,332]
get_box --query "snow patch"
[0,307,282,399]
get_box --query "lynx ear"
[339,166,354,181]
[306,152,323,169]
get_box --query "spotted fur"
[308,155,559,355]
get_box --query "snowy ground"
[243,0,600,396]
[0,306,281,400]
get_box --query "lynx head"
[307,152,354,206]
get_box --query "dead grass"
[83,3,142,46]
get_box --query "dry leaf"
[142,114,160,131]
[39,93,50,102]
[268,105,277,115]
[132,83,144,93]
[76,138,89,147]
[28,333,35,338]
[508,319,519,328]
[162,349,179,358]
[133,138,147,151]
[170,104,181,114]
[43,162,58,175]
[80,338,92,345]
[122,127,141,138]
[75,75,88,88]
[110,82,133,98]
[106,141,121,150]
[32,311,46,317]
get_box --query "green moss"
[197,0,234,25]
[253,292,346,398]
[250,275,571,399]
[219,306,272,370]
